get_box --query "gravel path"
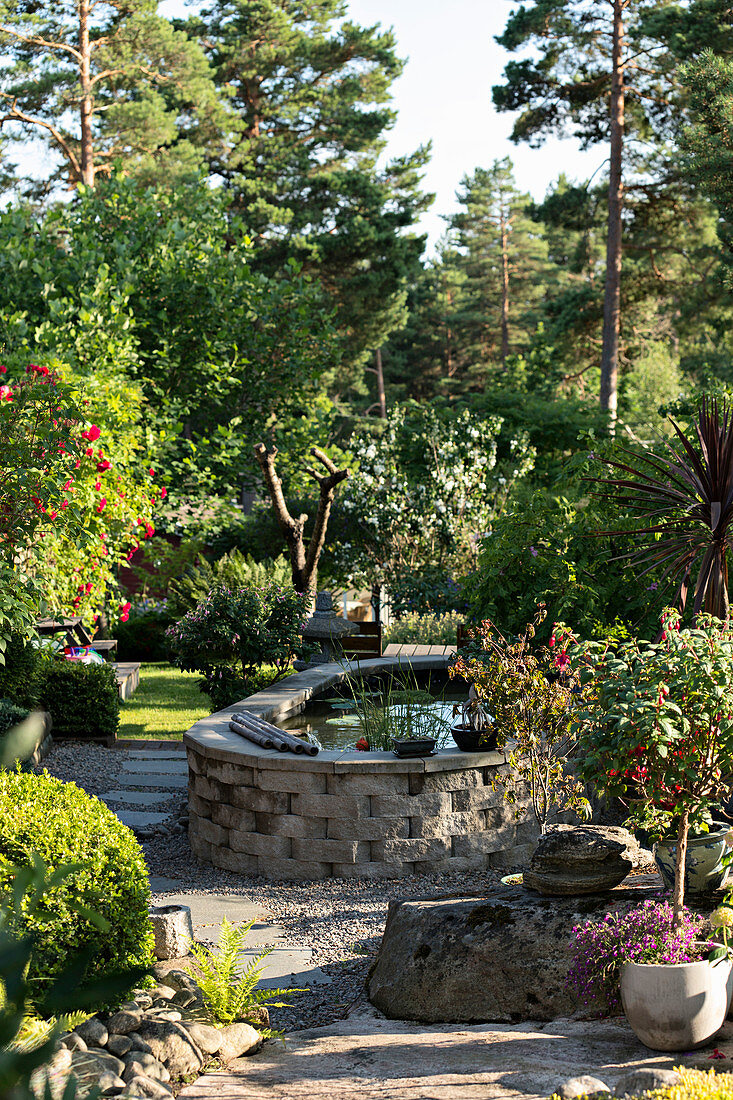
[37,741,513,1032]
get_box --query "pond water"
[278,673,469,752]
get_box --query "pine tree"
[0,0,224,191]
[492,0,682,422]
[449,159,553,374]
[185,0,431,387]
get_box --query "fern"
[13,1010,89,1052]
[168,551,291,621]
[187,918,302,1028]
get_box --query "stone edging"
[183,659,537,881]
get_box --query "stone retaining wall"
[183,658,537,881]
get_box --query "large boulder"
[367,883,655,1023]
[523,825,640,896]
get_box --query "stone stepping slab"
[116,810,170,829]
[120,758,189,774]
[238,947,331,990]
[102,790,179,807]
[112,773,188,789]
[125,749,187,760]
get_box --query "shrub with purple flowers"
[166,582,309,710]
[568,900,708,1014]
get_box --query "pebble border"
[183,657,537,881]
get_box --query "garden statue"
[294,590,358,669]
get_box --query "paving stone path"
[176,1011,699,1100]
[100,746,329,989]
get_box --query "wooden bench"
[35,617,117,660]
[341,621,382,659]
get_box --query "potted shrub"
[450,606,591,831]
[564,609,733,1049]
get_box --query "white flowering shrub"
[332,402,535,587]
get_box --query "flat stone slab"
[116,810,170,829]
[113,773,188,788]
[120,758,189,774]
[238,947,330,990]
[125,749,187,758]
[149,893,272,932]
[103,790,179,806]
[176,1013,681,1100]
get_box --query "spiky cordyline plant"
[600,397,733,620]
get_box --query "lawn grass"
[118,662,210,740]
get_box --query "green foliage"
[127,537,205,601]
[388,566,467,619]
[36,660,120,741]
[342,670,451,751]
[187,917,297,1030]
[471,450,666,642]
[167,551,291,622]
[113,604,173,662]
[167,582,308,710]
[0,703,30,738]
[450,607,590,832]
[333,401,534,588]
[383,612,464,647]
[0,769,153,1001]
[0,637,39,710]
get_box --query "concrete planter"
[620,953,733,1051]
[654,827,730,895]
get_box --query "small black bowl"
[451,725,498,752]
[391,737,437,757]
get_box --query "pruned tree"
[254,443,348,596]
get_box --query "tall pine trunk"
[500,206,510,367]
[374,348,387,419]
[79,0,94,187]
[599,0,625,424]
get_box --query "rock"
[121,1075,173,1098]
[242,1005,270,1030]
[69,1048,125,1087]
[133,1018,204,1076]
[555,1075,611,1098]
[218,1022,263,1062]
[367,884,655,1022]
[97,1070,127,1095]
[128,1032,154,1054]
[150,904,194,960]
[30,1047,73,1100]
[107,1034,133,1057]
[615,1068,681,1096]
[122,1053,170,1084]
[75,1016,110,1048]
[182,1021,222,1055]
[150,1008,183,1022]
[149,984,178,1002]
[108,1008,143,1035]
[171,989,196,1008]
[523,825,640,896]
[61,1032,87,1052]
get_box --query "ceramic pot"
[450,724,498,752]
[654,826,730,895]
[620,952,733,1051]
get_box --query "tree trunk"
[672,809,689,928]
[254,443,348,597]
[500,207,510,367]
[79,0,94,187]
[599,0,626,425]
[374,348,387,419]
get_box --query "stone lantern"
[294,591,359,669]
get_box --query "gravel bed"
[33,741,514,1032]
[33,740,124,796]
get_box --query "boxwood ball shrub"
[0,633,39,710]
[0,769,153,997]
[36,659,120,740]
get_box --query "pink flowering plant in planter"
[569,900,708,1014]
[560,608,733,927]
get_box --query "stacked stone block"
[185,744,537,882]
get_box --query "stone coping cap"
[183,658,505,774]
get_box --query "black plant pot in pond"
[450,724,498,752]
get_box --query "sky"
[343,0,605,251]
